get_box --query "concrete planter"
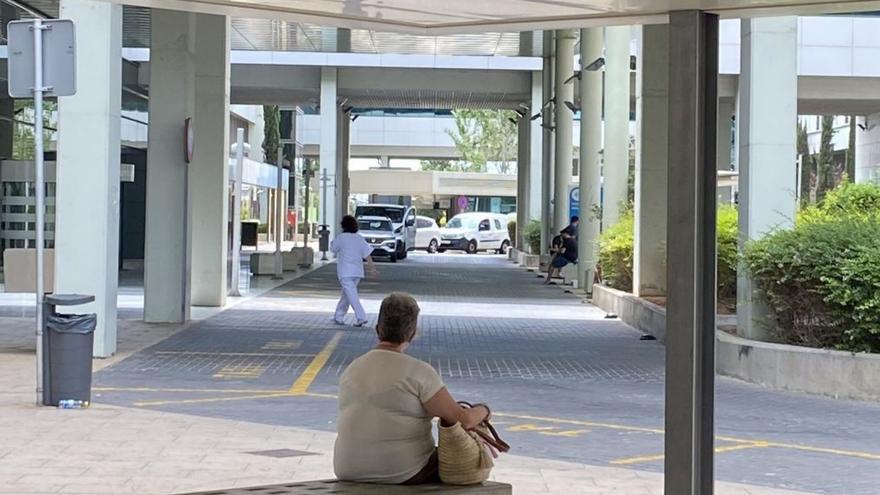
[521,254,540,269]
[591,283,880,401]
[591,284,667,342]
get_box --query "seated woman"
[334,293,491,485]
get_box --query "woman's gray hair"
[377,292,420,344]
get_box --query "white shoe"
[333,318,345,325]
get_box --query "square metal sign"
[7,19,76,98]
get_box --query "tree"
[419,159,480,172]
[445,109,518,174]
[12,100,56,160]
[262,105,280,165]
[796,121,814,204]
[815,116,836,201]
[846,115,857,182]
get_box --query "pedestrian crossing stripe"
[213,365,266,379]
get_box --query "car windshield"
[358,219,392,232]
[446,217,478,229]
[356,206,404,223]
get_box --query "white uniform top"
[330,232,374,280]
[334,350,446,483]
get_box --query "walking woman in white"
[331,215,379,326]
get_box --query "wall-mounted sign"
[569,185,579,219]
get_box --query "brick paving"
[3,253,880,494]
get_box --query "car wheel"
[466,239,478,254]
[428,239,439,254]
[437,248,447,254]
[400,244,408,260]
[497,240,510,255]
[390,253,398,263]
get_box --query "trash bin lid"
[45,294,95,306]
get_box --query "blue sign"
[569,185,579,219]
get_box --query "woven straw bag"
[437,402,510,485]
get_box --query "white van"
[439,212,511,254]
[354,204,417,259]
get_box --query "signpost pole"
[230,128,244,297]
[320,168,329,261]
[32,18,46,406]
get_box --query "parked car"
[357,216,400,262]
[415,216,441,253]
[439,212,511,254]
[354,204,417,260]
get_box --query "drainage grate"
[246,449,319,458]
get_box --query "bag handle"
[457,401,511,453]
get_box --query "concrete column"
[529,71,543,224]
[320,67,339,237]
[540,31,554,253]
[665,11,719,495]
[716,98,735,203]
[632,24,668,297]
[189,14,230,307]
[553,29,576,234]
[578,27,603,291]
[54,0,122,357]
[339,112,351,218]
[0,4,17,159]
[602,26,632,228]
[737,17,798,341]
[144,9,195,323]
[855,113,880,183]
[516,115,530,249]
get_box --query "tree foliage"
[796,121,814,204]
[12,100,56,160]
[815,116,836,201]
[441,109,518,174]
[262,105,281,165]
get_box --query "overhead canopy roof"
[107,0,880,34]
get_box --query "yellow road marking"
[213,365,266,379]
[134,392,290,407]
[539,429,590,438]
[493,412,665,435]
[261,340,303,351]
[768,441,880,461]
[611,442,771,465]
[507,423,557,433]
[289,332,343,395]
[94,386,285,393]
[156,351,314,357]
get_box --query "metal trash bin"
[318,225,330,252]
[42,294,96,406]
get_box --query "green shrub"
[798,181,880,224]
[507,219,517,247]
[744,217,880,352]
[716,205,738,300]
[523,220,542,254]
[597,206,738,297]
[598,211,634,291]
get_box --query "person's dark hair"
[376,293,420,344]
[341,215,358,233]
[570,215,579,223]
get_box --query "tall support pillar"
[578,28,603,290]
[320,67,339,237]
[190,14,230,307]
[633,25,669,297]
[737,17,798,341]
[516,115,530,249]
[55,0,122,356]
[665,10,718,495]
[553,29,575,234]
[144,9,195,323]
[540,31,555,253]
[529,71,543,225]
[602,26,632,228]
[855,113,880,183]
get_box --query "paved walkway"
[2,253,879,494]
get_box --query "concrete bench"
[178,479,512,494]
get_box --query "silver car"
[357,216,400,262]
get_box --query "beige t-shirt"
[334,349,446,484]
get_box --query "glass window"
[3,182,27,196]
[494,219,502,230]
[446,216,477,229]
[479,219,490,232]
[355,206,405,222]
[358,219,392,232]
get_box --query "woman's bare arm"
[423,387,489,430]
